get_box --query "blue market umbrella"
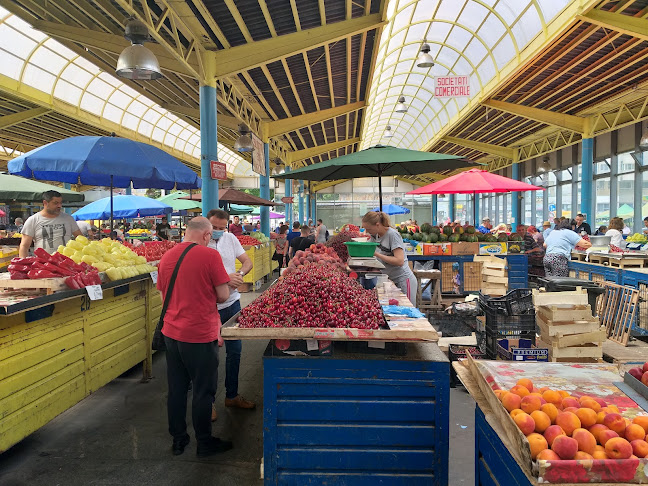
[9,135,201,229]
[371,203,410,215]
[72,195,172,220]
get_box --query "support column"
[432,195,438,225]
[199,55,219,216]
[448,194,455,222]
[474,194,480,225]
[298,180,304,223]
[311,193,316,222]
[306,189,312,222]
[511,163,520,228]
[285,168,292,228]
[581,138,593,221]
[260,143,271,236]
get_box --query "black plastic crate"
[484,308,536,336]
[479,289,534,316]
[431,314,477,338]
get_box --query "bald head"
[184,216,212,246]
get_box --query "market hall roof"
[2,1,648,187]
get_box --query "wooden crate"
[441,261,455,293]
[463,262,482,292]
[0,275,67,295]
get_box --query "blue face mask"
[212,230,225,240]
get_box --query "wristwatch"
[237,270,245,276]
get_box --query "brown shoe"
[211,404,218,422]
[225,395,256,409]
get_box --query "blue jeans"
[218,300,242,399]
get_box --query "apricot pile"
[495,378,648,461]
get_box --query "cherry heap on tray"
[238,261,383,329]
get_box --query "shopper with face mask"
[361,211,417,306]
[206,209,255,421]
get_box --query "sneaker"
[196,437,233,457]
[225,395,256,409]
[211,404,218,422]
[172,434,190,456]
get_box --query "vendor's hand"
[228,272,244,288]
[374,251,383,260]
[218,335,224,347]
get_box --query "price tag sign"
[368,341,386,349]
[86,285,103,301]
[306,339,318,351]
[150,271,158,284]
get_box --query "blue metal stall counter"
[262,342,450,485]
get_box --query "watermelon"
[466,226,476,234]
[412,232,424,241]
[443,225,453,236]
[453,226,463,234]
[485,234,497,242]
[497,233,508,242]
[460,233,469,241]
[429,233,439,243]
[509,234,523,242]
[449,234,461,243]
[420,223,433,234]
[431,226,441,235]
[439,233,449,242]
[467,235,479,242]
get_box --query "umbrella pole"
[110,175,114,232]
[473,191,477,226]
[378,169,383,212]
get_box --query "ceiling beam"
[442,136,517,161]
[31,20,199,78]
[212,13,386,79]
[482,99,592,136]
[266,101,365,139]
[312,179,350,192]
[578,9,648,43]
[286,138,360,164]
[0,107,52,129]
[160,103,239,131]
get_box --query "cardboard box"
[438,243,452,255]
[422,243,443,256]
[452,242,479,255]
[497,338,549,361]
[479,242,507,255]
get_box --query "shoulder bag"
[152,243,197,351]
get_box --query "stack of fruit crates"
[475,255,508,296]
[533,289,605,363]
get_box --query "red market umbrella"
[407,168,543,224]
[0,209,5,217]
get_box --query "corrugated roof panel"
[296,0,323,30]
[323,0,346,24]
[329,39,349,105]
[284,54,317,113]
[235,0,273,41]
[266,0,298,36]
[266,59,301,117]
[202,0,247,47]
[358,30,376,102]
[236,73,275,118]
[247,67,288,118]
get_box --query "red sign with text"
[210,160,227,180]
[281,197,294,204]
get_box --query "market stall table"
[0,274,161,453]
[221,280,449,485]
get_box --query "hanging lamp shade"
[116,44,162,80]
[416,43,435,68]
[234,133,253,152]
[395,96,408,113]
[640,124,648,150]
[384,125,394,137]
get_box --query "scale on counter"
[348,257,385,279]
[625,242,648,251]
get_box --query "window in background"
[437,195,449,224]
[561,182,572,219]
[547,171,557,223]
[617,173,635,229]
[594,177,611,229]
[505,193,512,225]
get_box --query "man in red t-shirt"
[157,217,231,457]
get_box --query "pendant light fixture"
[416,43,435,68]
[395,96,408,113]
[640,124,648,150]
[384,125,394,138]
[234,123,254,152]
[537,156,551,174]
[116,18,162,80]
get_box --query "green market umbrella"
[229,204,253,215]
[156,191,201,211]
[0,173,85,202]
[272,144,479,210]
[596,204,634,220]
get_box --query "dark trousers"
[218,300,242,399]
[164,335,218,444]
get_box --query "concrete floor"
[0,285,476,486]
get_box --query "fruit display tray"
[464,357,648,484]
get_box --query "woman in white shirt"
[605,217,624,247]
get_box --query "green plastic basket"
[344,241,379,257]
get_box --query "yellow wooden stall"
[0,275,160,453]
